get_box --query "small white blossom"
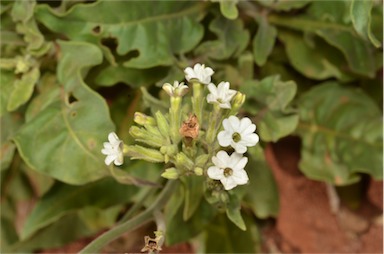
[207,81,237,109]
[162,81,188,97]
[101,132,124,166]
[218,116,259,154]
[184,63,214,85]
[207,151,249,190]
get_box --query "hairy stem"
[79,180,178,253]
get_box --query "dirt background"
[41,136,383,253]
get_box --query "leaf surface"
[35,1,205,68]
[13,41,115,184]
[298,82,383,185]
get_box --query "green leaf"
[278,30,353,81]
[297,82,383,185]
[21,177,136,240]
[204,213,260,253]
[256,0,311,11]
[0,113,22,170]
[35,1,205,68]
[0,70,15,116]
[164,183,184,227]
[253,15,277,66]
[350,0,381,48]
[244,146,279,218]
[11,0,50,55]
[195,14,249,60]
[240,75,298,142]
[78,205,121,231]
[219,0,239,20]
[10,213,94,252]
[94,65,167,88]
[226,193,246,231]
[7,67,39,111]
[13,41,115,185]
[166,198,216,245]
[182,175,204,221]
[269,15,377,77]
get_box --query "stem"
[192,82,204,124]
[170,96,182,144]
[205,104,221,146]
[79,180,178,254]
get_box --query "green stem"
[79,180,178,254]
[170,96,182,144]
[205,104,221,146]
[192,82,204,124]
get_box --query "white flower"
[184,63,214,85]
[101,132,124,166]
[207,151,249,190]
[218,116,259,154]
[162,81,188,97]
[207,81,237,109]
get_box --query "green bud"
[194,167,203,176]
[175,152,194,170]
[160,144,178,156]
[134,112,156,126]
[129,126,164,147]
[195,154,210,168]
[161,167,179,179]
[125,145,164,163]
[155,111,170,142]
[230,92,246,115]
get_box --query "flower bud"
[194,167,203,176]
[161,167,179,179]
[125,145,164,163]
[175,152,194,170]
[129,126,163,147]
[134,112,156,126]
[155,111,170,141]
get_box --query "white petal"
[207,83,217,96]
[228,116,240,131]
[232,156,248,171]
[114,153,124,166]
[212,151,229,168]
[238,117,253,133]
[108,132,119,143]
[232,141,247,154]
[101,148,111,155]
[221,177,238,190]
[104,155,116,166]
[232,169,249,185]
[243,133,259,146]
[207,166,224,180]
[219,102,231,109]
[226,89,237,100]
[222,118,235,133]
[207,94,216,104]
[218,131,232,147]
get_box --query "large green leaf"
[195,14,249,60]
[297,82,383,185]
[21,177,136,240]
[182,175,204,221]
[244,146,279,218]
[94,65,167,88]
[269,15,376,77]
[10,213,94,252]
[0,113,22,170]
[13,41,115,184]
[204,213,260,253]
[0,70,14,116]
[350,0,381,48]
[278,30,353,81]
[240,75,298,142]
[252,15,277,66]
[35,1,205,68]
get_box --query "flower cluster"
[101,63,259,191]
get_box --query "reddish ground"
[40,136,383,253]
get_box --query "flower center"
[232,132,241,142]
[223,167,233,177]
